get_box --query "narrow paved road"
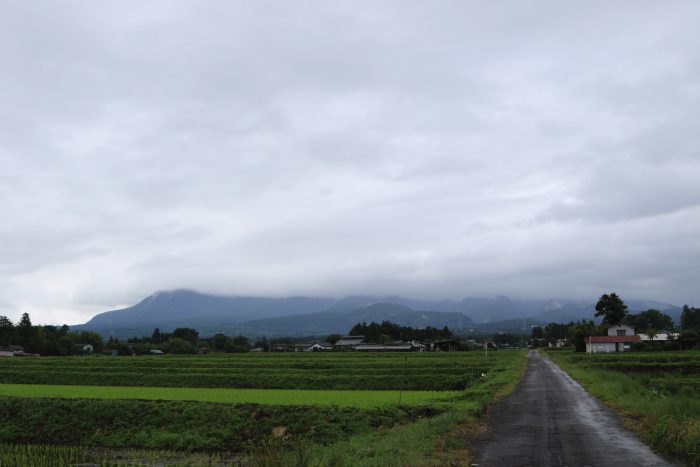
[472,351,674,467]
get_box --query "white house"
[586,324,640,353]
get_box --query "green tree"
[544,322,569,341]
[568,320,597,352]
[626,309,674,340]
[594,293,628,325]
[17,312,37,352]
[225,335,250,353]
[325,333,342,345]
[0,316,13,346]
[681,305,700,333]
[162,337,195,354]
[212,332,227,352]
[151,328,162,345]
[254,336,271,352]
[531,326,544,339]
[173,327,199,345]
[54,336,76,356]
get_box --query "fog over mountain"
[72,290,682,339]
[1,2,699,325]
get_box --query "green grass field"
[547,350,700,466]
[0,383,459,408]
[0,350,528,466]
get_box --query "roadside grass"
[0,384,457,408]
[547,350,700,467]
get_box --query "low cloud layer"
[1,1,699,324]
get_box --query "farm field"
[0,352,487,390]
[0,383,459,408]
[546,350,700,466]
[0,350,527,466]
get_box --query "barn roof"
[335,336,365,346]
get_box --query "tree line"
[348,321,455,343]
[0,313,103,355]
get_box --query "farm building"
[334,335,365,351]
[304,342,334,352]
[638,331,679,342]
[430,339,459,351]
[354,343,412,352]
[586,324,640,353]
[8,345,25,355]
[0,347,14,357]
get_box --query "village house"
[586,324,640,353]
[334,335,365,351]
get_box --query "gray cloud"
[1,1,699,324]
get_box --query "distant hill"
[71,290,335,338]
[71,289,682,339]
[235,303,474,337]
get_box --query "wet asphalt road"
[472,351,674,467]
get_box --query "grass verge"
[547,350,700,466]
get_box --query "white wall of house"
[586,342,617,353]
[606,324,635,336]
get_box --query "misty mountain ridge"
[72,289,683,339]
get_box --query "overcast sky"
[1,1,699,325]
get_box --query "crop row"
[0,363,477,374]
[0,369,478,390]
[0,352,503,368]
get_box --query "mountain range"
[71,289,683,339]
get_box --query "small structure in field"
[334,335,365,351]
[586,324,640,353]
[430,339,459,352]
[554,339,569,348]
[8,345,25,355]
[0,347,14,357]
